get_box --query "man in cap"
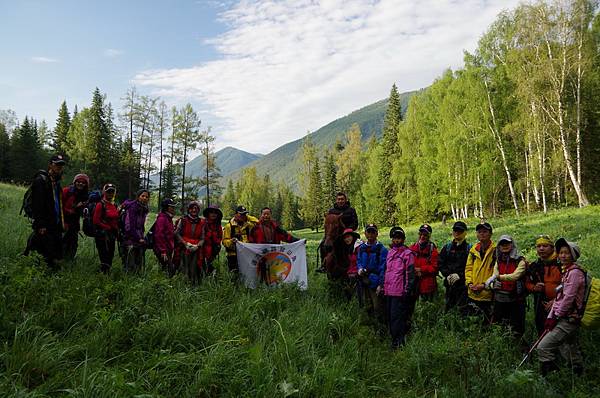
[438,221,471,313]
[537,238,585,376]
[25,154,67,269]
[222,205,259,273]
[464,222,496,321]
[525,235,563,336]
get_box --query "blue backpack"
[82,191,103,237]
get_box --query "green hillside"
[1,182,599,396]
[227,90,417,191]
[186,146,262,178]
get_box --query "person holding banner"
[249,207,298,244]
[222,205,259,273]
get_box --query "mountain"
[226,90,417,191]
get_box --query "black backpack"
[144,222,157,250]
[82,191,103,237]
[20,170,47,220]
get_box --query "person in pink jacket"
[153,198,177,276]
[383,227,416,349]
[536,238,585,376]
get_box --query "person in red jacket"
[248,207,298,244]
[202,205,223,275]
[93,183,119,274]
[175,201,206,284]
[153,198,177,276]
[410,224,439,300]
[61,173,89,260]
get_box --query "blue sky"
[0,0,520,153]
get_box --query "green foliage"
[9,117,44,182]
[52,101,70,153]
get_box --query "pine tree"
[53,101,70,152]
[198,127,222,206]
[322,150,337,205]
[173,104,201,206]
[221,179,237,216]
[0,123,10,179]
[10,117,43,182]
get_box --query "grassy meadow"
[1,182,599,397]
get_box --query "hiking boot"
[541,361,559,376]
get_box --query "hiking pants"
[155,251,175,277]
[492,300,526,338]
[537,319,583,367]
[62,226,79,261]
[181,250,201,284]
[28,229,63,269]
[95,236,116,273]
[123,245,145,273]
[466,298,493,324]
[387,296,413,348]
[533,295,550,337]
[363,287,385,324]
[445,284,468,313]
[227,255,239,272]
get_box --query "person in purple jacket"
[537,238,585,376]
[382,227,416,349]
[153,198,177,276]
[121,189,150,273]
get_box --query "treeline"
[300,0,600,228]
[0,88,222,209]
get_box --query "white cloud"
[104,48,124,58]
[31,56,59,63]
[134,0,521,153]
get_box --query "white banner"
[236,240,308,290]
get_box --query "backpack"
[20,170,47,219]
[575,268,600,329]
[82,191,103,237]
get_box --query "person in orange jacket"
[409,224,439,301]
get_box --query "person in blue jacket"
[357,223,388,323]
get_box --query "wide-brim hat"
[203,206,223,220]
[341,228,360,240]
[555,238,580,261]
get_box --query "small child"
[383,227,416,349]
[357,224,388,323]
[537,238,585,376]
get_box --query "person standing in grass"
[26,154,67,269]
[464,222,496,322]
[357,224,388,324]
[153,198,177,277]
[175,201,206,284]
[525,235,562,336]
[93,183,119,274]
[201,205,224,274]
[537,238,585,376]
[222,205,259,273]
[409,224,438,301]
[61,173,89,261]
[438,221,471,313]
[249,207,298,244]
[383,227,416,349]
[491,235,527,340]
[120,189,150,273]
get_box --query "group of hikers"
[24,155,588,376]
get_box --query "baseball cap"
[365,223,378,232]
[235,205,249,215]
[419,224,433,234]
[475,222,493,232]
[452,221,467,231]
[50,154,66,165]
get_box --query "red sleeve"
[420,245,439,275]
[93,202,110,231]
[62,188,76,217]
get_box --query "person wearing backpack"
[525,235,563,336]
[61,173,89,260]
[202,205,224,275]
[537,238,585,376]
[491,235,527,340]
[153,198,177,277]
[93,183,119,274]
[464,222,496,322]
[382,227,416,349]
[438,221,471,313]
[409,224,439,301]
[175,201,206,284]
[357,224,388,325]
[25,154,67,269]
[120,189,150,273]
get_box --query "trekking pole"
[516,329,549,369]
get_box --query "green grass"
[1,182,599,397]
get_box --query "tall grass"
[0,182,599,396]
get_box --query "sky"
[0,0,521,154]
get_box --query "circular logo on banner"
[256,251,292,285]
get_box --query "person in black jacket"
[438,221,471,313]
[327,192,358,231]
[26,154,66,269]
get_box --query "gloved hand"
[447,273,460,286]
[493,279,502,290]
[484,274,497,289]
[544,317,558,331]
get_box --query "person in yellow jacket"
[222,205,259,273]
[465,222,496,321]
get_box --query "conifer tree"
[10,117,43,182]
[221,179,237,216]
[0,123,11,179]
[53,101,70,152]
